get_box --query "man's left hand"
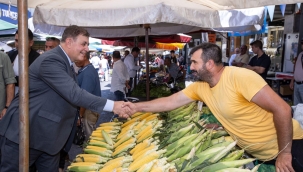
[0,108,7,119]
[113,101,133,118]
[275,152,295,172]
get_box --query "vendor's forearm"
[6,84,15,107]
[273,105,293,153]
[135,91,193,112]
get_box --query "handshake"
[113,101,138,118]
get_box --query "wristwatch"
[4,106,8,109]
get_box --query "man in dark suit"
[7,29,40,94]
[0,25,131,171]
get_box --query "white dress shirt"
[124,54,140,78]
[111,60,130,93]
[229,53,239,66]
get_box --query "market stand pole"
[144,24,150,100]
[17,0,30,171]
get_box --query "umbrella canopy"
[27,0,269,37]
[0,0,301,9]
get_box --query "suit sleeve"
[39,56,108,114]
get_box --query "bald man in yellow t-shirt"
[126,43,303,172]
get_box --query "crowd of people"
[0,25,303,172]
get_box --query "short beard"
[192,65,212,83]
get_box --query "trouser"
[294,83,303,106]
[59,149,68,169]
[0,137,60,172]
[102,68,109,81]
[114,90,126,101]
[256,139,303,171]
[83,109,99,142]
[126,77,134,97]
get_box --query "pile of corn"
[67,102,260,172]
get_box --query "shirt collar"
[59,45,73,66]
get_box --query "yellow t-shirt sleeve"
[234,68,268,101]
[182,82,203,101]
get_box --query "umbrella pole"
[144,25,150,101]
[17,0,30,171]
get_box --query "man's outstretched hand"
[113,101,136,118]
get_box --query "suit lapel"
[55,46,77,81]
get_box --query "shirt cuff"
[103,99,114,112]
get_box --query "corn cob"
[111,167,129,172]
[131,112,144,118]
[92,129,120,135]
[150,163,170,172]
[215,168,251,172]
[90,136,105,142]
[165,123,194,144]
[197,129,213,153]
[74,154,109,164]
[67,164,102,171]
[182,147,226,172]
[209,141,238,163]
[70,162,97,166]
[91,131,117,139]
[165,133,198,152]
[101,130,114,146]
[103,156,132,167]
[86,145,108,152]
[137,129,157,143]
[137,160,156,172]
[122,117,142,128]
[128,150,166,172]
[115,137,136,151]
[112,143,136,157]
[99,156,133,172]
[130,138,154,155]
[136,124,153,140]
[133,145,158,161]
[114,132,134,148]
[212,130,229,139]
[118,122,138,139]
[99,121,122,127]
[133,119,147,132]
[202,158,255,172]
[88,140,113,150]
[220,149,244,162]
[143,113,159,122]
[96,125,121,131]
[84,149,112,157]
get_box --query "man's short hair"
[61,25,90,42]
[15,29,34,41]
[46,37,60,44]
[189,43,222,65]
[113,51,121,59]
[124,50,130,55]
[250,40,263,50]
[170,50,175,53]
[131,47,140,53]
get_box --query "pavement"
[66,76,116,169]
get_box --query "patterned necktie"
[70,64,76,78]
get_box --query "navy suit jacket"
[0,46,107,155]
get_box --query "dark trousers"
[114,90,126,101]
[257,139,303,171]
[59,150,68,169]
[126,77,134,97]
[0,137,60,172]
